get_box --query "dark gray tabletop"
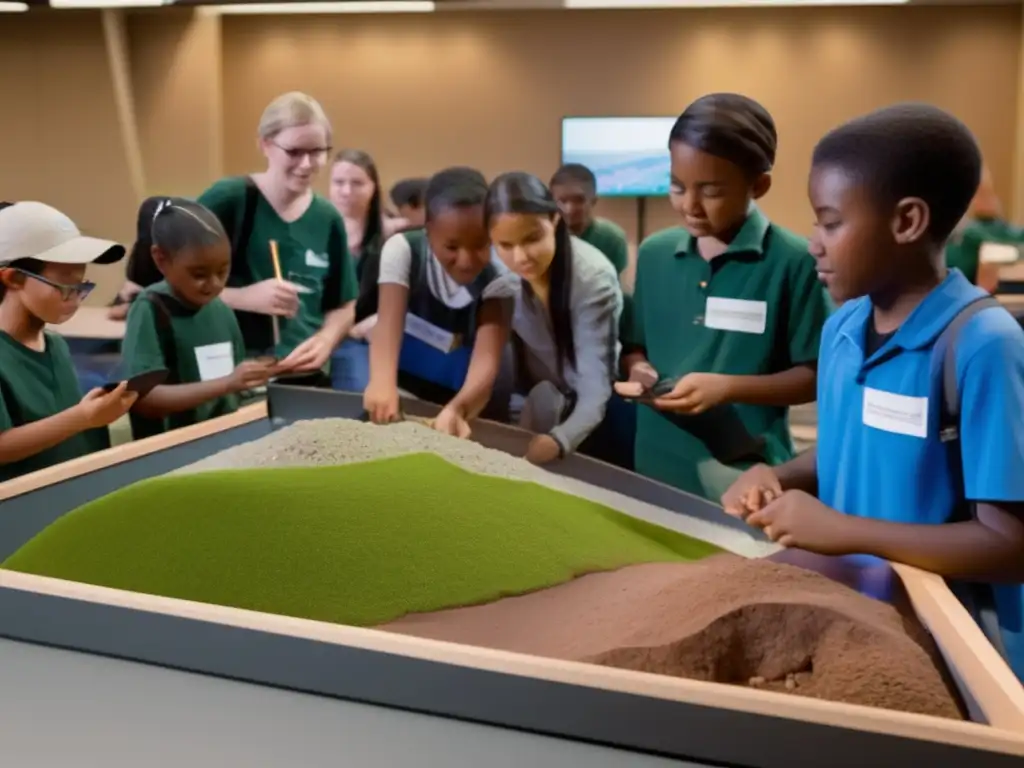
[0,638,701,767]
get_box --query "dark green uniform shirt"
[945,217,1024,285]
[625,207,830,500]
[198,177,359,357]
[0,330,110,483]
[121,282,246,439]
[579,217,629,276]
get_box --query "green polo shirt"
[579,217,629,276]
[198,177,359,357]
[945,217,1024,285]
[625,207,830,500]
[0,331,110,483]
[121,282,246,439]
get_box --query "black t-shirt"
[864,319,896,357]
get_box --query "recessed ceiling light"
[564,0,910,7]
[50,0,172,7]
[205,1,434,13]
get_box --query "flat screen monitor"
[560,116,675,197]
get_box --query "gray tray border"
[0,385,1014,766]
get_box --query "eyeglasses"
[273,142,332,162]
[11,268,95,301]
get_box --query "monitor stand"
[636,195,648,242]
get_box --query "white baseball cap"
[0,201,125,266]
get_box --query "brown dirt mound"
[379,555,961,719]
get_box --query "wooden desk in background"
[998,259,1024,284]
[48,306,126,341]
[997,293,1024,312]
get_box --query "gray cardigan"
[512,236,623,453]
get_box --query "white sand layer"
[175,419,779,559]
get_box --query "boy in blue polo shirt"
[722,103,1024,681]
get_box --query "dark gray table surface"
[0,637,700,767]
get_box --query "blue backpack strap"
[935,295,1009,660]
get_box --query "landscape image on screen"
[561,117,675,197]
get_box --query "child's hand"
[525,434,562,465]
[238,279,301,318]
[364,380,401,424]
[614,361,659,398]
[77,383,138,428]
[722,463,782,519]
[629,361,659,388]
[118,281,143,302]
[745,490,852,555]
[651,372,733,414]
[278,332,332,374]
[433,405,472,440]
[106,303,129,321]
[230,359,275,392]
[350,315,378,341]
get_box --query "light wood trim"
[892,563,1024,731]
[0,403,268,502]
[1013,11,1024,223]
[193,8,225,179]
[2,404,1021,743]
[101,9,146,202]
[0,569,1020,756]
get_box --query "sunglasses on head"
[9,267,96,301]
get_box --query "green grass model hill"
[3,453,722,626]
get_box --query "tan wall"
[129,10,224,200]
[220,6,1022,242]
[0,5,1020,300]
[0,11,141,300]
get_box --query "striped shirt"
[513,236,623,452]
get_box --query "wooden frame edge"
[3,398,1021,746]
[893,563,1024,730]
[0,402,268,502]
[0,569,1022,757]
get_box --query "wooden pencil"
[269,240,282,348]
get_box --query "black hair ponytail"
[485,171,576,375]
[126,197,227,287]
[549,211,576,374]
[126,197,164,287]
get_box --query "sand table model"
[176,419,778,558]
[383,556,961,719]
[4,454,720,626]
[2,420,960,719]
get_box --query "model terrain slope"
[2,419,960,719]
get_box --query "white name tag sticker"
[305,250,330,269]
[195,342,234,382]
[704,297,767,335]
[404,313,457,353]
[862,387,928,438]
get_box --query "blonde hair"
[257,92,333,144]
